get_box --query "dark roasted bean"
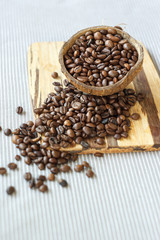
[24,172,32,181]
[4,128,12,136]
[6,186,15,195]
[16,106,23,114]
[8,163,17,170]
[58,179,68,187]
[131,113,140,120]
[0,167,7,175]
[51,71,58,78]
[74,164,84,172]
[86,169,94,178]
[15,155,21,161]
[39,184,48,192]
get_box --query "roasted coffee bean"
[24,172,32,181]
[114,133,121,140]
[51,71,58,78]
[38,163,45,170]
[4,128,12,136]
[50,167,59,174]
[24,157,32,165]
[6,186,15,195]
[74,164,84,172]
[37,175,46,181]
[81,141,90,148]
[48,173,55,181]
[35,180,43,188]
[58,179,68,187]
[86,169,94,178]
[39,184,48,192]
[0,167,7,175]
[0,126,2,131]
[82,161,90,168]
[29,179,35,189]
[16,106,23,114]
[131,113,140,120]
[60,165,71,173]
[8,163,17,170]
[96,138,105,145]
[15,155,21,161]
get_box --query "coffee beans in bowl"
[59,26,144,96]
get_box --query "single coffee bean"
[60,165,71,173]
[16,106,23,114]
[131,113,140,120]
[24,172,32,181]
[29,178,35,189]
[4,128,12,136]
[48,173,55,181]
[37,175,47,181]
[15,155,21,161]
[6,186,15,195]
[39,184,48,192]
[51,71,58,78]
[52,81,61,86]
[58,179,68,187]
[0,126,2,131]
[35,180,43,188]
[81,141,90,149]
[0,167,7,175]
[24,157,32,165]
[86,169,94,178]
[74,164,84,172]
[8,163,17,170]
[82,161,90,168]
[50,167,59,174]
[96,138,105,145]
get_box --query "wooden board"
[28,41,160,154]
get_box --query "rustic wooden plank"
[28,41,160,154]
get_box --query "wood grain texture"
[28,41,160,154]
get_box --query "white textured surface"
[0,0,160,239]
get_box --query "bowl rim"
[59,25,144,95]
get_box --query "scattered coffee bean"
[48,173,55,181]
[16,106,23,114]
[74,164,84,172]
[8,163,17,170]
[58,179,68,187]
[60,165,71,173]
[51,72,58,78]
[82,161,90,168]
[6,186,15,195]
[131,113,140,120]
[0,167,7,175]
[0,126,2,131]
[86,169,94,178]
[35,180,43,188]
[37,175,46,181]
[4,128,12,136]
[24,172,32,181]
[94,152,104,157]
[29,178,35,189]
[50,167,59,174]
[39,184,48,192]
[15,155,21,161]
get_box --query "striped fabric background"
[0,0,160,239]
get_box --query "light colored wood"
[28,41,160,154]
[59,26,144,96]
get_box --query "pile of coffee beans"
[64,27,138,86]
[1,71,143,194]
